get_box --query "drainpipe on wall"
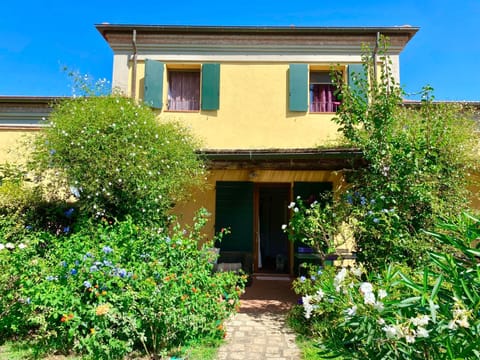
[373,31,380,81]
[131,29,137,99]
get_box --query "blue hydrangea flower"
[300,276,306,282]
[46,275,57,281]
[373,218,380,224]
[64,208,75,218]
[165,236,171,244]
[49,149,56,155]
[360,197,367,206]
[90,265,98,272]
[310,275,316,281]
[102,246,113,254]
[118,269,127,278]
[63,226,70,234]
[317,269,323,275]
[103,260,112,267]
[61,261,68,267]
[70,269,77,275]
[83,280,92,288]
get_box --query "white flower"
[373,301,384,311]
[334,268,348,292]
[363,291,376,305]
[288,202,295,209]
[346,305,357,317]
[359,282,373,294]
[447,320,458,330]
[405,334,415,344]
[415,327,429,338]
[383,325,398,338]
[293,207,299,213]
[315,289,324,301]
[378,318,386,325]
[302,295,314,319]
[411,315,430,327]
[351,266,363,277]
[281,224,287,230]
[457,318,470,328]
[0,244,5,251]
[378,289,388,299]
[18,243,27,249]
[5,243,15,249]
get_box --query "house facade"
[96,24,418,274]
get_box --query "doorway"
[256,184,290,273]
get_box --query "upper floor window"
[309,71,341,113]
[167,70,200,111]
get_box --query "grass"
[0,341,81,360]
[178,337,223,360]
[0,338,222,360]
[295,335,342,360]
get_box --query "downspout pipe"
[373,31,380,81]
[131,29,137,99]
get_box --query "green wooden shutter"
[289,64,308,112]
[215,181,254,252]
[144,59,164,109]
[348,64,367,100]
[201,63,220,110]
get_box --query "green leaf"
[430,274,444,301]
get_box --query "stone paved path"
[216,276,301,360]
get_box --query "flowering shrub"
[285,197,337,257]
[290,213,480,359]
[1,209,244,358]
[29,94,205,225]
[329,39,480,269]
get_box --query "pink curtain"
[168,71,200,110]
[310,84,340,113]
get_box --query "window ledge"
[164,110,200,113]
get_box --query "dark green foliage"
[333,39,480,268]
[29,95,206,225]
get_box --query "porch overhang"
[198,148,364,171]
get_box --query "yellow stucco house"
[0,25,420,275]
[93,24,419,274]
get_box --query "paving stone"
[215,278,301,360]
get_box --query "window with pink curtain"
[167,70,200,111]
[309,72,341,113]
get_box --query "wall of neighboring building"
[0,97,55,163]
[0,130,37,163]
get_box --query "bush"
[286,38,480,270]
[1,209,244,358]
[29,94,206,225]
[289,213,480,359]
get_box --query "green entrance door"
[215,181,254,252]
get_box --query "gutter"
[198,148,363,161]
[131,29,137,99]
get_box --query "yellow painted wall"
[173,169,345,242]
[133,62,343,150]
[0,130,36,163]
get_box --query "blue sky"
[1,0,479,100]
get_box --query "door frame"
[253,183,293,274]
